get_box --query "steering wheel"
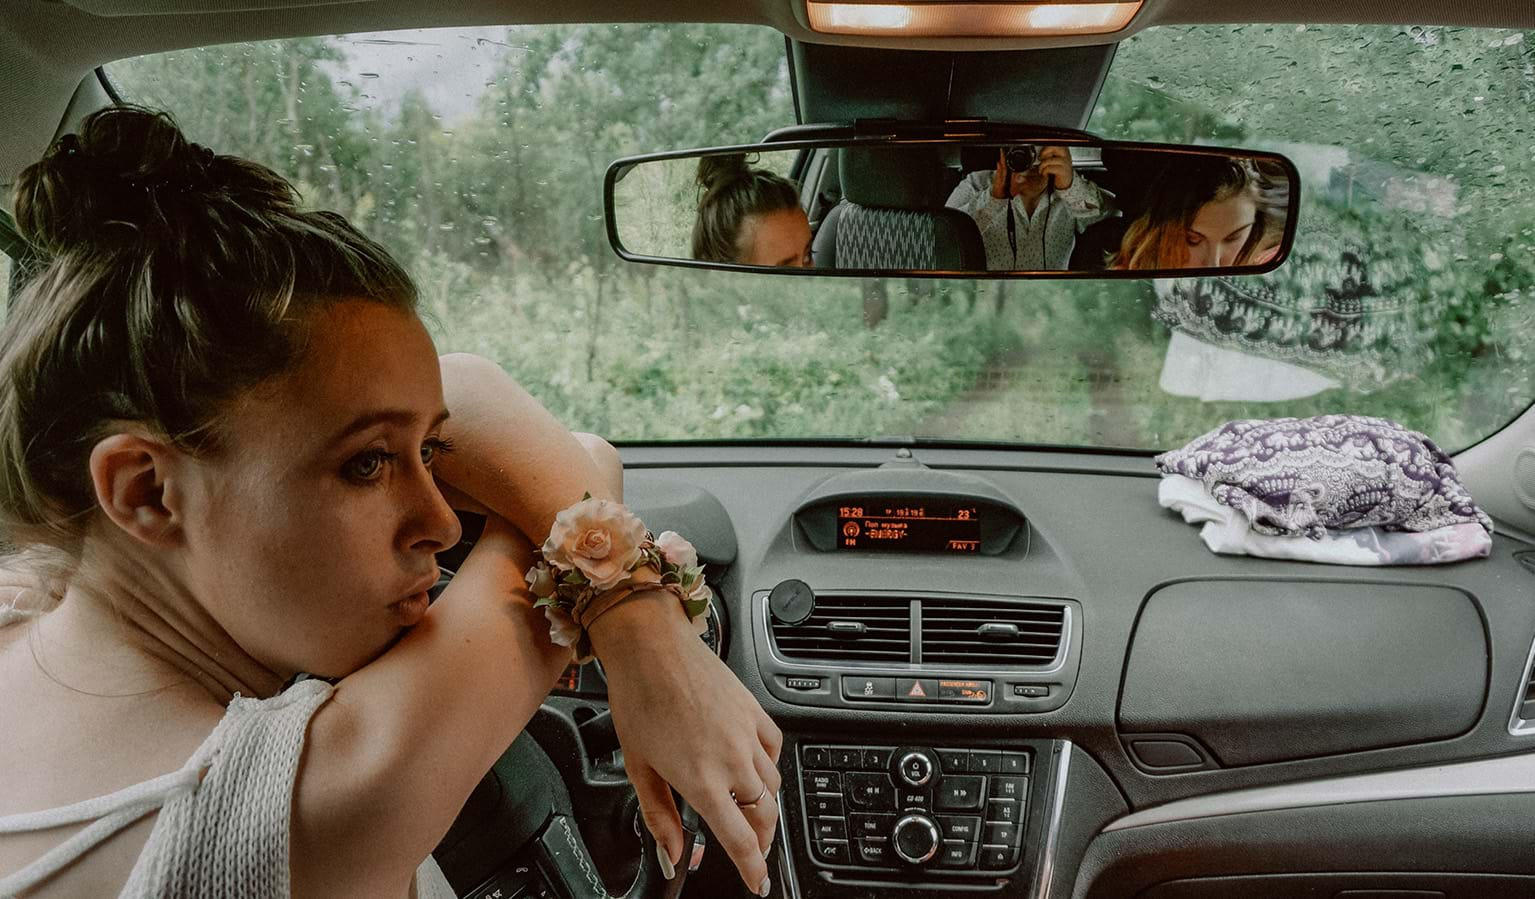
[430,708,699,899]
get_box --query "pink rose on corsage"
[542,498,647,591]
[654,530,699,570]
[543,603,582,649]
[525,561,557,598]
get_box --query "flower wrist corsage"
[525,495,713,662]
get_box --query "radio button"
[979,844,1019,870]
[855,838,892,865]
[803,771,840,794]
[989,776,1028,801]
[813,817,848,842]
[937,839,978,868]
[937,815,981,842]
[986,798,1021,825]
[999,752,1030,775]
[813,840,849,865]
[983,822,1020,846]
[830,747,862,769]
[848,813,895,839]
[936,749,969,773]
[845,773,896,811]
[967,751,1000,773]
[808,793,844,817]
[862,747,895,770]
[934,776,985,812]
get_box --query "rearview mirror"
[606,134,1298,278]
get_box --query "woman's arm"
[292,354,779,897]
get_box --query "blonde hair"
[0,106,417,558]
[1111,159,1269,271]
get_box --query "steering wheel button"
[967,750,1000,773]
[830,747,862,769]
[809,793,845,817]
[934,775,985,812]
[814,817,848,841]
[938,839,978,868]
[984,821,1020,846]
[802,746,829,768]
[937,815,981,841]
[979,844,1020,870]
[804,770,840,793]
[814,840,849,864]
[989,776,1028,800]
[999,752,1031,775]
[986,798,1021,825]
[855,838,891,865]
[845,773,896,811]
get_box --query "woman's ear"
[88,433,185,549]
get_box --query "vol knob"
[892,814,940,865]
[897,750,934,787]
[768,579,815,626]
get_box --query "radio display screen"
[835,499,982,553]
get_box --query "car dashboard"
[528,443,1535,898]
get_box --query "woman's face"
[1185,191,1258,268]
[739,206,813,268]
[175,301,461,679]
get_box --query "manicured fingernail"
[763,844,772,860]
[657,844,675,880]
[758,875,772,896]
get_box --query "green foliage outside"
[107,22,1535,451]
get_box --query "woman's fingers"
[692,782,774,897]
[627,762,685,879]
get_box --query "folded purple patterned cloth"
[1155,414,1493,540]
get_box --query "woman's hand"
[589,592,782,897]
[991,149,1010,199]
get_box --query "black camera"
[1004,146,1038,173]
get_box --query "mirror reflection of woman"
[1111,159,1281,270]
[692,154,812,268]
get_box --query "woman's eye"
[421,436,455,467]
[1186,233,1205,246]
[344,450,393,482]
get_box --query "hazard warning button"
[896,678,940,702]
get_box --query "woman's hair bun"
[13,105,298,255]
[696,153,752,194]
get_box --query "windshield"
[107,23,1535,451]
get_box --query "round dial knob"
[891,814,940,865]
[897,750,935,787]
[767,579,815,626]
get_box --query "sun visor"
[789,39,1114,128]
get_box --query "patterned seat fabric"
[834,204,938,270]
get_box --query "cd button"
[808,794,844,817]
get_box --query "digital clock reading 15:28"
[835,499,982,553]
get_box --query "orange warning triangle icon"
[907,681,927,698]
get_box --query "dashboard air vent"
[919,597,1065,667]
[769,595,910,664]
[1515,635,1535,735]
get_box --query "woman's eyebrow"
[329,408,451,445]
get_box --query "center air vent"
[920,598,1065,667]
[769,595,910,664]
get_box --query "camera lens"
[1005,147,1037,172]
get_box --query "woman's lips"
[389,591,431,627]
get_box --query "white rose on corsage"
[542,497,647,591]
[543,603,583,649]
[654,530,699,570]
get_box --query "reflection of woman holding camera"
[945,146,1115,271]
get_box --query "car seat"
[812,145,985,270]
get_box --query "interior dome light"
[806,1,1142,37]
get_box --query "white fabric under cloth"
[1159,329,1342,402]
[0,674,458,898]
[1158,475,1492,566]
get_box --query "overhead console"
[753,464,1083,715]
[1118,579,1489,772]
